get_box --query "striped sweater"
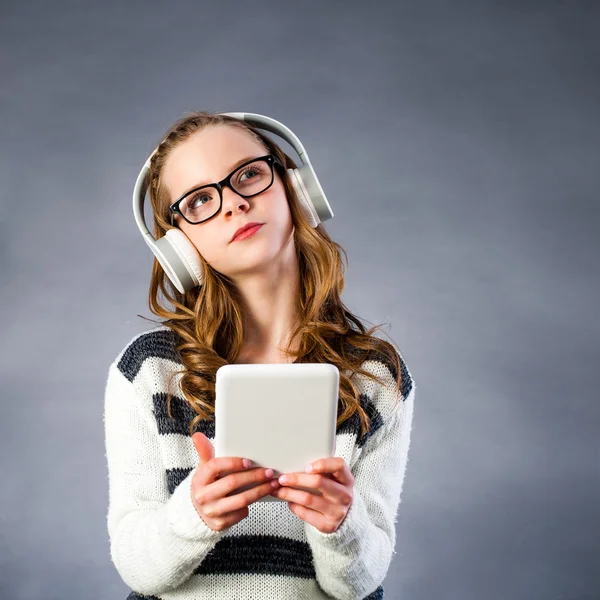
[103,325,416,600]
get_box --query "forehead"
[163,125,266,199]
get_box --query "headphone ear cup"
[287,168,320,228]
[152,229,204,293]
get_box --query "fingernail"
[279,475,288,484]
[265,468,274,478]
[243,459,251,468]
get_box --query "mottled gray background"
[1,0,598,598]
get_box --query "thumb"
[192,432,214,465]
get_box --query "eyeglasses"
[169,154,283,226]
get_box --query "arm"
[304,367,416,600]
[104,362,225,596]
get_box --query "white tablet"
[214,363,340,503]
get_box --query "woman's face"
[161,125,294,279]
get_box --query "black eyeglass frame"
[168,154,284,226]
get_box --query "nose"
[221,184,250,215]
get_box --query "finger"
[270,485,331,515]
[278,472,349,503]
[209,479,278,516]
[205,467,272,503]
[200,457,252,485]
[287,500,344,534]
[306,458,354,487]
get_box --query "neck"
[232,230,301,357]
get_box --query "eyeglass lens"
[177,158,273,224]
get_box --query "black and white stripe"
[110,325,413,600]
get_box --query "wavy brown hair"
[138,110,404,438]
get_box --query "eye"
[189,192,211,208]
[238,165,261,182]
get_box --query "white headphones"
[132,112,335,294]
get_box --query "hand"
[190,432,281,532]
[269,457,354,534]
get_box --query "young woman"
[104,111,416,600]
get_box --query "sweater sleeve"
[304,371,416,600]
[103,361,225,596]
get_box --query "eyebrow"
[173,155,259,201]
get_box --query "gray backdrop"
[1,1,598,599]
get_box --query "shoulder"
[343,337,414,398]
[110,324,183,384]
[362,341,414,401]
[348,340,416,444]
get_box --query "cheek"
[267,186,293,224]
[180,228,215,264]
[195,239,221,265]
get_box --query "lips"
[231,222,264,242]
